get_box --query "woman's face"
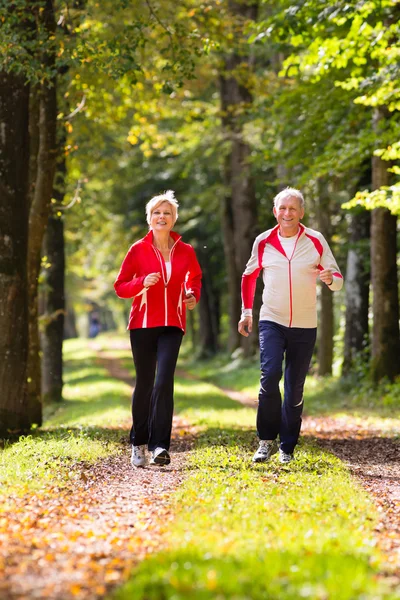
[150,201,174,233]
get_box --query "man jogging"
[238,187,343,464]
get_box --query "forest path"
[0,350,196,600]
[200,378,400,585]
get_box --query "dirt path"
[216,383,400,583]
[0,354,196,600]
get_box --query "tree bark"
[370,109,400,383]
[316,182,334,376]
[197,249,219,357]
[0,71,31,436]
[370,206,400,382]
[342,210,370,375]
[41,139,66,403]
[219,0,259,354]
[64,297,78,339]
[27,0,58,424]
[41,213,65,403]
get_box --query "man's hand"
[144,272,161,287]
[183,294,197,310]
[238,316,253,337]
[319,268,333,286]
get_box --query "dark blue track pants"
[257,320,317,454]
[129,326,183,451]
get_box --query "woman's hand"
[144,272,161,288]
[183,294,197,310]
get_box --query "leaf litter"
[0,349,197,600]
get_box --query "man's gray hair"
[273,187,305,209]
[146,190,179,226]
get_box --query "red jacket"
[114,230,202,333]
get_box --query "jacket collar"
[266,223,305,257]
[143,229,182,245]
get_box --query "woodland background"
[1,0,400,437]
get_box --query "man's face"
[273,196,304,237]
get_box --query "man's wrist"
[241,309,253,320]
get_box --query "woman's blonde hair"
[146,190,179,227]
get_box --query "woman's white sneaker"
[131,445,146,468]
[252,440,278,463]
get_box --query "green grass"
[183,353,400,426]
[1,334,398,598]
[0,337,131,493]
[114,376,399,600]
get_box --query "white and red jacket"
[241,224,343,328]
[114,230,202,333]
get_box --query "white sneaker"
[252,440,278,463]
[150,447,171,466]
[279,449,294,463]
[131,445,146,468]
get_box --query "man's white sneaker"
[131,445,146,468]
[252,440,278,463]
[150,447,171,466]
[279,449,294,463]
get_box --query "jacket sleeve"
[319,235,343,292]
[114,246,147,299]
[185,246,202,302]
[241,236,262,319]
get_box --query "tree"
[0,70,31,436]
[342,208,370,375]
[219,0,259,353]
[27,0,58,424]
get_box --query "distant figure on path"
[114,191,202,468]
[238,187,343,464]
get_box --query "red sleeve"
[241,269,261,311]
[185,247,202,302]
[114,247,146,299]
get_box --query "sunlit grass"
[115,376,396,600]
[0,338,130,493]
[183,354,400,424]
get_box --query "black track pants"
[129,326,183,450]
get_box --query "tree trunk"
[41,213,65,403]
[370,206,400,382]
[41,141,66,403]
[219,0,259,354]
[0,72,31,436]
[342,210,370,375]
[316,182,334,376]
[27,0,58,424]
[64,297,78,339]
[370,109,400,383]
[198,254,219,356]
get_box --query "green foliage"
[343,185,400,215]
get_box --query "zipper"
[287,230,302,328]
[151,238,179,326]
[164,286,168,326]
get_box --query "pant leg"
[148,326,183,451]
[280,327,317,454]
[257,321,286,441]
[129,328,157,446]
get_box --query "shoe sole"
[150,450,171,466]
[131,461,146,468]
